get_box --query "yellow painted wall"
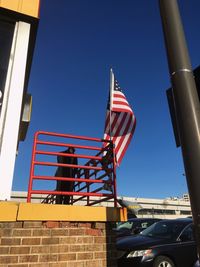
[0,0,40,18]
[0,202,127,222]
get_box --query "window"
[179,225,194,242]
[180,210,192,215]
[138,208,176,215]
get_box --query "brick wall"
[0,221,117,267]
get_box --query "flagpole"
[109,68,114,141]
[109,69,117,206]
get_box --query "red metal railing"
[27,131,117,206]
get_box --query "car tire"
[153,256,175,267]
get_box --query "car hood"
[117,234,172,251]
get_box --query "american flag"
[103,69,136,165]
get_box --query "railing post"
[27,131,38,202]
[112,143,118,207]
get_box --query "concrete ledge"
[0,202,18,221]
[0,202,127,222]
[0,0,40,18]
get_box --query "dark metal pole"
[159,0,200,258]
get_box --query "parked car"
[115,218,161,238]
[117,218,197,267]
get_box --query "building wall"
[0,221,117,267]
[119,196,191,219]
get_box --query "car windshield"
[140,220,188,240]
[117,221,135,230]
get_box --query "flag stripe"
[115,115,135,162]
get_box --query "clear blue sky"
[12,0,200,199]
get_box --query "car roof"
[159,218,193,223]
[128,218,161,222]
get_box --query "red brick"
[49,245,69,253]
[102,259,107,267]
[59,222,71,228]
[0,256,18,264]
[49,264,68,267]
[69,229,85,236]
[85,244,104,251]
[39,254,57,262]
[41,237,59,245]
[58,253,76,261]
[19,255,39,263]
[0,246,9,254]
[67,261,85,267]
[31,246,50,254]
[0,238,21,245]
[77,252,93,260]
[69,245,84,252]
[22,238,41,245]
[94,252,107,259]
[29,264,47,267]
[59,237,76,244]
[32,229,51,236]
[85,229,102,236]
[51,229,68,236]
[10,246,30,254]
[94,236,106,243]
[1,229,13,237]
[44,221,60,228]
[0,222,23,228]
[68,222,79,227]
[76,236,93,244]
[23,222,43,228]
[12,229,32,237]
[0,220,116,267]
[84,260,103,267]
[77,223,92,228]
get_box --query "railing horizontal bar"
[37,130,112,143]
[35,150,102,161]
[33,161,102,170]
[33,175,106,183]
[36,141,102,151]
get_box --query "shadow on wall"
[106,222,118,267]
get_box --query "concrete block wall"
[0,221,117,267]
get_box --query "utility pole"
[159,0,200,258]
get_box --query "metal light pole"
[159,0,200,258]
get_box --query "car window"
[117,221,133,230]
[140,222,150,229]
[179,225,194,242]
[141,220,190,240]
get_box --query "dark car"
[117,218,197,267]
[115,218,161,238]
